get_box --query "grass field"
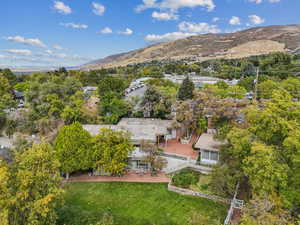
[58,182,228,225]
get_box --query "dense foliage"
[0,143,64,225]
[172,168,199,188]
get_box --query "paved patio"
[64,171,170,183]
[163,135,199,160]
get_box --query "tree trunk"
[66,172,70,180]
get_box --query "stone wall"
[168,183,231,204]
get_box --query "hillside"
[83,24,300,69]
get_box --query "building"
[194,133,225,165]
[83,118,177,171]
[164,74,239,87]
[82,86,97,95]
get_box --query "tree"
[92,128,134,176]
[0,161,11,224]
[99,93,131,124]
[240,197,291,225]
[54,122,93,179]
[215,90,300,219]
[178,76,195,101]
[140,140,167,176]
[98,76,128,98]
[243,142,288,195]
[1,68,17,86]
[0,143,64,225]
[257,80,278,99]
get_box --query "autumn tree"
[0,161,11,224]
[92,128,134,175]
[54,122,93,179]
[140,140,167,176]
[0,143,64,225]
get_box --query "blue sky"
[0,0,299,68]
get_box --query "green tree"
[178,76,195,101]
[99,93,131,124]
[98,76,128,98]
[141,85,174,119]
[243,142,288,195]
[1,68,17,86]
[54,122,93,179]
[92,128,134,175]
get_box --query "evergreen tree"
[177,76,195,101]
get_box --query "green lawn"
[58,182,228,225]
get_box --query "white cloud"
[119,28,133,35]
[136,0,216,12]
[178,21,220,33]
[92,2,105,16]
[145,32,196,42]
[152,11,178,20]
[0,55,11,59]
[99,27,113,34]
[248,0,280,3]
[53,45,64,50]
[54,1,72,14]
[4,49,32,56]
[4,36,46,48]
[249,15,265,24]
[60,22,88,29]
[212,17,219,22]
[229,16,241,25]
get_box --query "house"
[83,118,177,171]
[194,133,225,165]
[82,86,97,95]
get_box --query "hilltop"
[83,24,300,69]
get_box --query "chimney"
[206,115,216,134]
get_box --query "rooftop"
[83,118,175,144]
[194,133,225,152]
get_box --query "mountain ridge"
[83,24,300,69]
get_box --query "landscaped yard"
[58,182,228,225]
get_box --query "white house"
[83,118,177,171]
[194,133,225,165]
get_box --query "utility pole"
[253,67,259,102]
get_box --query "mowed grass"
[58,182,228,225]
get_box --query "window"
[202,150,210,160]
[211,151,219,161]
[201,150,219,162]
[137,161,149,170]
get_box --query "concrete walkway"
[64,171,170,183]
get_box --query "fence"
[168,183,231,204]
[224,183,243,225]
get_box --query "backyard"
[58,182,228,225]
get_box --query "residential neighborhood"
[0,1,300,224]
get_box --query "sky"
[0,0,299,69]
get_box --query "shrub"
[172,168,199,188]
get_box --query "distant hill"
[83,24,300,69]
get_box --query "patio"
[64,171,170,183]
[162,135,199,160]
